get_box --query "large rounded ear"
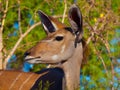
[38,10,58,34]
[68,4,83,44]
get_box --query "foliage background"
[0,0,120,89]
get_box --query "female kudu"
[0,4,85,90]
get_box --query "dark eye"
[55,36,64,41]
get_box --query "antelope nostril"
[24,52,31,57]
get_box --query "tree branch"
[0,0,9,69]
[62,0,67,23]
[18,0,22,36]
[3,22,41,69]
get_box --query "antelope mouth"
[24,56,67,64]
[24,56,42,64]
[25,57,40,61]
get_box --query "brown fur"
[0,70,45,90]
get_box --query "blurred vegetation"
[1,0,120,89]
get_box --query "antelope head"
[24,4,83,65]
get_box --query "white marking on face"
[24,56,34,60]
[52,55,59,60]
[61,45,65,53]
[56,34,64,36]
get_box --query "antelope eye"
[55,36,64,41]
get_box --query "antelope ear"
[38,10,58,34]
[68,4,83,40]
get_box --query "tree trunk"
[0,30,3,69]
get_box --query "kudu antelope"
[0,4,86,90]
